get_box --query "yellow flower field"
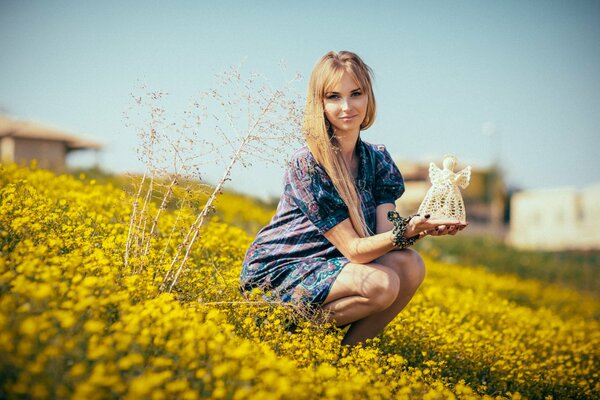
[1,163,598,399]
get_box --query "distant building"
[508,185,600,251]
[0,115,102,172]
[395,159,507,235]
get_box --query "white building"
[508,185,600,250]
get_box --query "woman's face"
[323,71,368,137]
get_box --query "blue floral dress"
[240,138,405,305]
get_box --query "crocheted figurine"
[418,156,471,222]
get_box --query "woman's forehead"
[324,70,362,92]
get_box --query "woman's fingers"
[413,215,431,226]
[411,215,468,237]
[428,224,464,237]
[439,224,466,236]
[415,217,463,229]
[431,219,465,227]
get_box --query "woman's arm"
[324,218,396,264]
[325,203,466,264]
[375,203,396,234]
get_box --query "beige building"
[0,115,102,172]
[508,185,600,250]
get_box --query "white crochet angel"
[418,156,471,222]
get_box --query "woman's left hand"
[406,214,468,238]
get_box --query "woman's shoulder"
[289,145,313,162]
[361,139,390,156]
[288,145,321,171]
[360,140,395,167]
[286,145,339,190]
[284,145,322,183]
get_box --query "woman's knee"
[382,249,426,290]
[366,266,400,310]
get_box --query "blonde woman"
[241,51,466,345]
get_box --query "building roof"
[0,115,103,150]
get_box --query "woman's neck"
[335,129,360,174]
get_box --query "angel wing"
[428,162,443,184]
[454,166,472,189]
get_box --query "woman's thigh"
[322,262,399,305]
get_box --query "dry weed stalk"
[124,91,163,271]
[198,294,334,330]
[124,87,217,274]
[163,68,303,292]
[123,66,303,293]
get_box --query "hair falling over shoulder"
[303,51,377,237]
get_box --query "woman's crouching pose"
[240,51,466,346]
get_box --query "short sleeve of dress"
[373,145,405,205]
[283,153,349,234]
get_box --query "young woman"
[240,51,466,345]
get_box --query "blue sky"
[1,1,599,198]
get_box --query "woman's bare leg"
[321,263,401,325]
[322,249,426,346]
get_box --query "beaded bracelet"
[387,211,419,249]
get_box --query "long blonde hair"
[303,51,377,237]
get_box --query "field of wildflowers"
[417,235,600,296]
[1,163,599,399]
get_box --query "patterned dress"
[240,138,405,305]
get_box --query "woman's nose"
[340,98,350,110]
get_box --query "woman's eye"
[326,94,339,100]
[351,92,362,97]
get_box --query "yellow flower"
[1,164,598,400]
